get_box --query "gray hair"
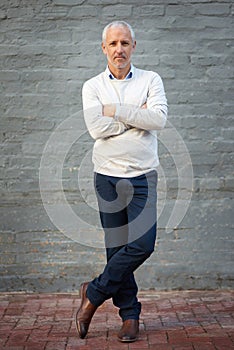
[102,21,135,44]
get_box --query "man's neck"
[108,64,131,80]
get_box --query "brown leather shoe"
[117,319,139,342]
[75,282,97,339]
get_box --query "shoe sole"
[117,337,138,343]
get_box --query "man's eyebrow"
[108,39,131,44]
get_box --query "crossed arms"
[82,74,168,140]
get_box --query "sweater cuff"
[114,103,121,120]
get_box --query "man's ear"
[102,42,107,55]
[132,40,136,51]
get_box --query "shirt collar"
[106,64,134,80]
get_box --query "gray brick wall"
[0,0,233,292]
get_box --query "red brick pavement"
[0,290,233,350]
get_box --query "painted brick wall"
[0,0,233,292]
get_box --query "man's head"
[101,21,136,75]
[102,21,135,44]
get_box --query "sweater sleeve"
[115,73,168,130]
[82,81,127,140]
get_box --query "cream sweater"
[82,66,168,177]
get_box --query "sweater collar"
[105,64,134,80]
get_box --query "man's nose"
[116,43,123,53]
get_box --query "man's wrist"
[103,104,117,118]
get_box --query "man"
[76,21,167,342]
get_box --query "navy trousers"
[86,170,157,321]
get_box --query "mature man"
[76,21,167,342]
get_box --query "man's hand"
[141,102,147,109]
[103,104,116,117]
[102,102,146,117]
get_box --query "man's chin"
[113,62,129,69]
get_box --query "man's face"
[102,26,136,71]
